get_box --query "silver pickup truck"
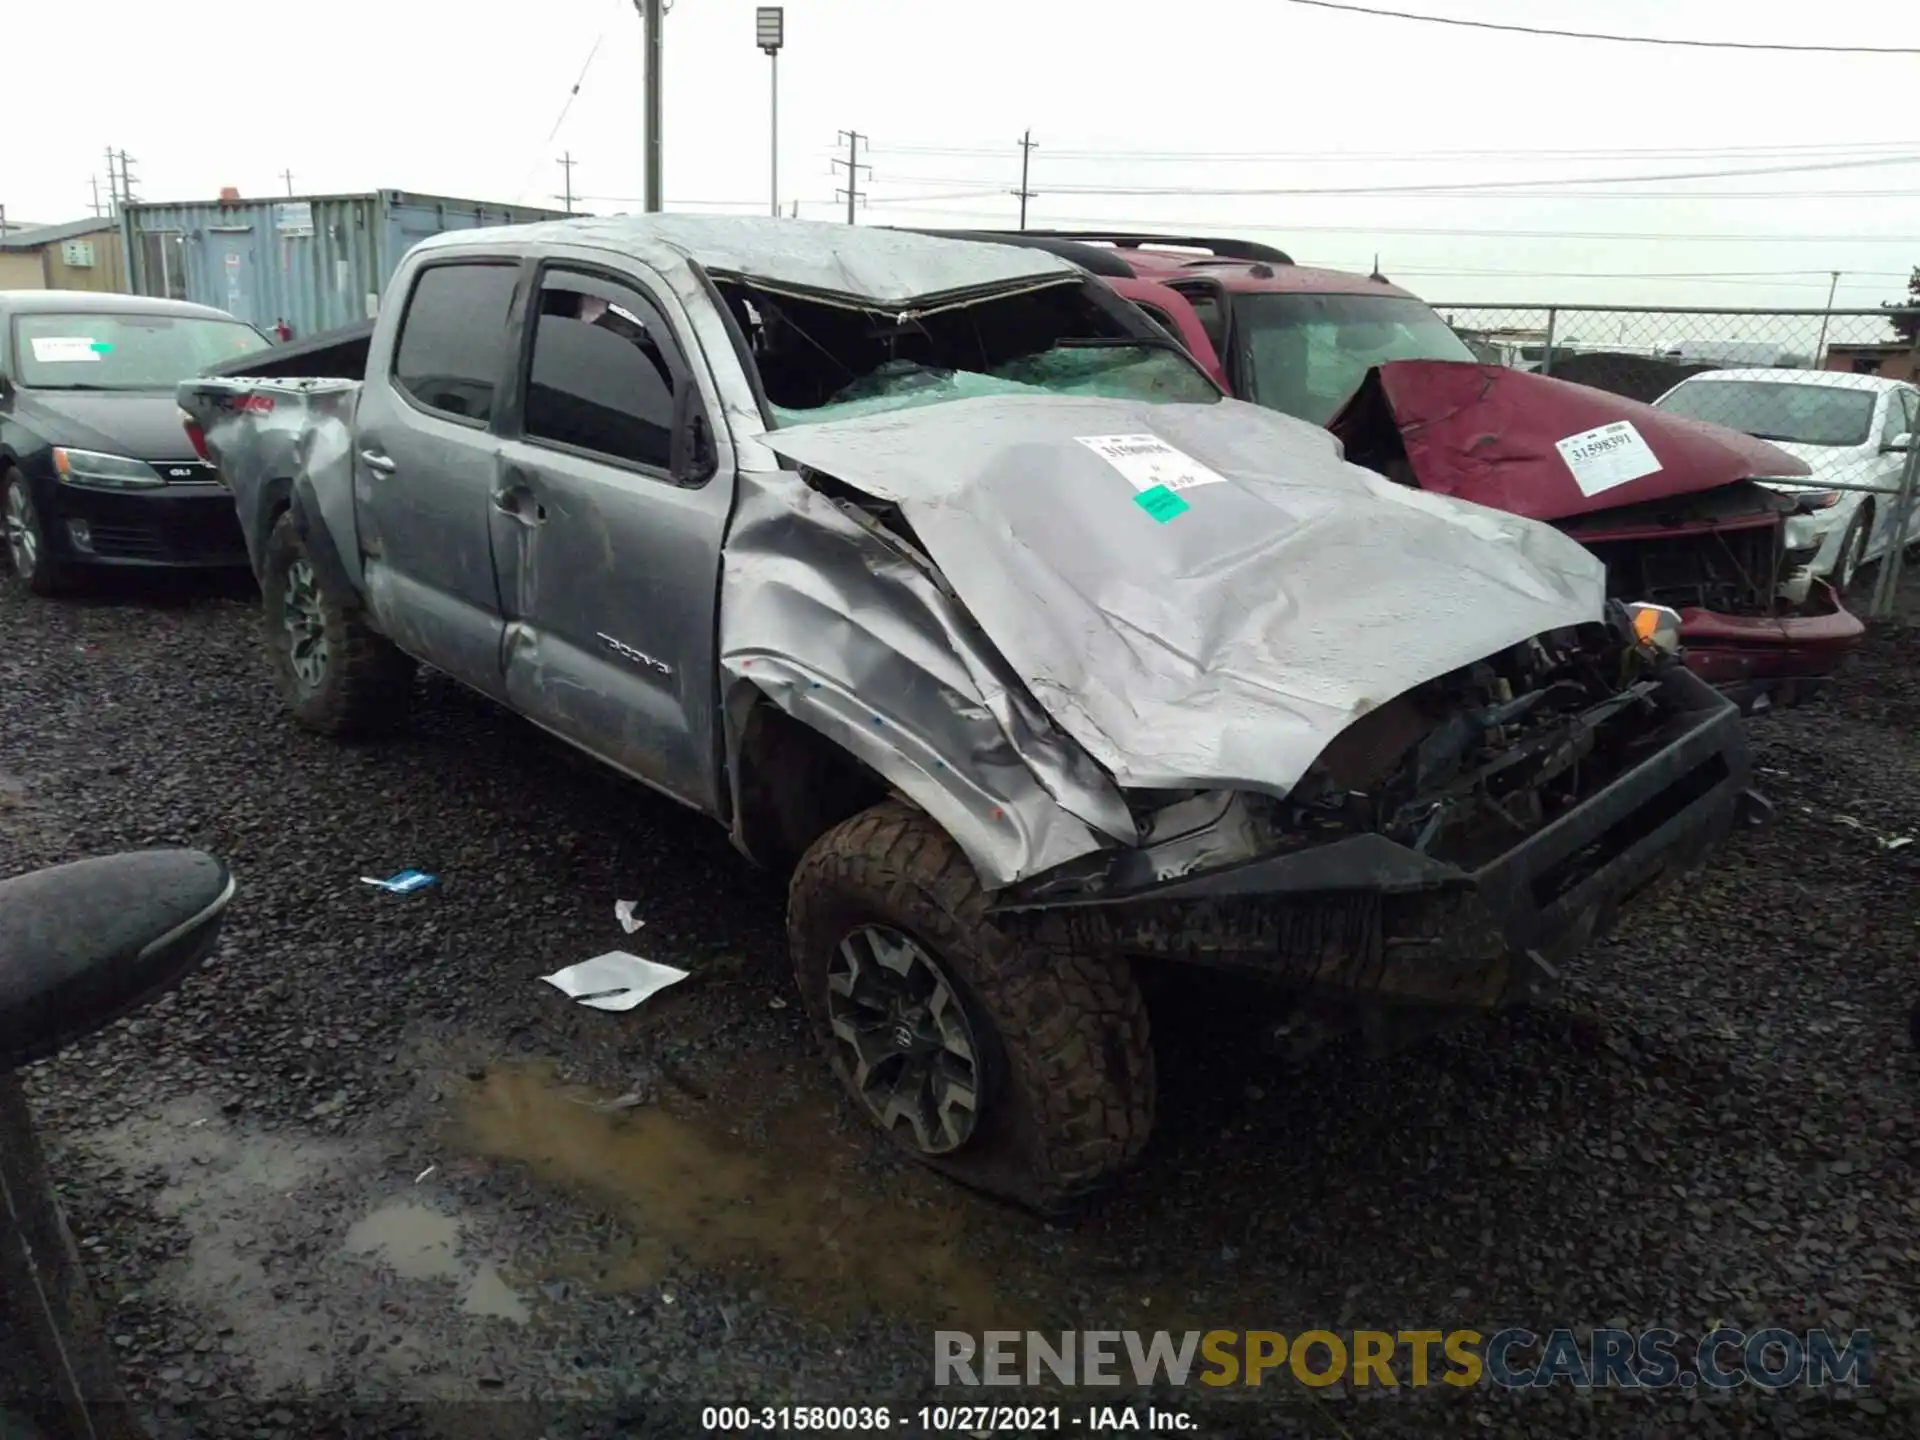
[180,216,1757,1210]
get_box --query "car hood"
[13,388,200,462]
[1328,360,1811,522]
[761,393,1607,795]
[1745,438,1863,491]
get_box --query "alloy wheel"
[4,483,38,582]
[282,558,330,690]
[826,925,982,1155]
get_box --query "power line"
[852,200,1920,246]
[1274,0,1920,55]
[862,139,1920,164]
[870,152,1920,200]
[516,20,612,203]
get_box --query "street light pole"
[757,8,785,218]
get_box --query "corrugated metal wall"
[121,192,565,336]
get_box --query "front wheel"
[1832,501,1874,595]
[260,511,415,737]
[2,469,66,598]
[787,801,1155,1212]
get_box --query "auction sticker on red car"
[1554,420,1662,497]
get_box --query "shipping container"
[119,191,568,336]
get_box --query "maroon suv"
[914,229,1865,711]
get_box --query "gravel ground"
[2,565,1917,1440]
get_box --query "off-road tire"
[261,511,414,738]
[788,800,1154,1213]
[2,468,67,598]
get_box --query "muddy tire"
[788,800,1154,1212]
[260,511,414,737]
[2,468,66,598]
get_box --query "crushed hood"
[1329,360,1811,522]
[761,393,1608,796]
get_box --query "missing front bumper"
[994,666,1754,1010]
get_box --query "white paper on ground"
[1553,420,1662,497]
[541,951,689,1012]
[614,899,645,934]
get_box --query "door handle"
[360,449,397,474]
[491,484,547,526]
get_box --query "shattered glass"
[771,344,1218,428]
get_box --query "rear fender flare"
[287,476,360,608]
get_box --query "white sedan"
[1652,368,1919,597]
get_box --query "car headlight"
[52,447,166,490]
[1626,601,1684,656]
[1784,511,1840,551]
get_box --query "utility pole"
[1813,270,1842,367]
[557,152,577,213]
[281,169,295,197]
[1015,130,1037,231]
[635,0,665,212]
[104,147,119,216]
[833,130,870,225]
[116,150,139,208]
[89,176,104,218]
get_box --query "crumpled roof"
[411,214,1080,306]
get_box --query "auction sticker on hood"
[1554,420,1662,497]
[29,336,103,363]
[1077,433,1230,495]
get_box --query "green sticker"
[1134,484,1190,523]
[88,341,113,354]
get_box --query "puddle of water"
[343,1200,464,1282]
[457,1064,1006,1328]
[460,1264,530,1324]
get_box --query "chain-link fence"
[1434,303,1920,619]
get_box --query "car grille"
[87,512,246,564]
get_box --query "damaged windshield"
[715,277,1222,427]
[1234,292,1476,427]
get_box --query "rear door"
[350,255,526,696]
[490,259,732,810]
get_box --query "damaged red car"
[911,229,1865,710]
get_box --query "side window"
[523,272,679,472]
[392,262,520,424]
[1168,284,1227,355]
[1900,389,1919,437]
[1135,304,1180,342]
[1879,389,1909,445]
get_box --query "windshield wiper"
[30,382,116,392]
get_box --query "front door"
[492,261,732,810]
[1877,387,1920,553]
[350,257,524,696]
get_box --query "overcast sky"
[8,0,1919,322]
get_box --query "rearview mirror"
[1883,431,1912,453]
